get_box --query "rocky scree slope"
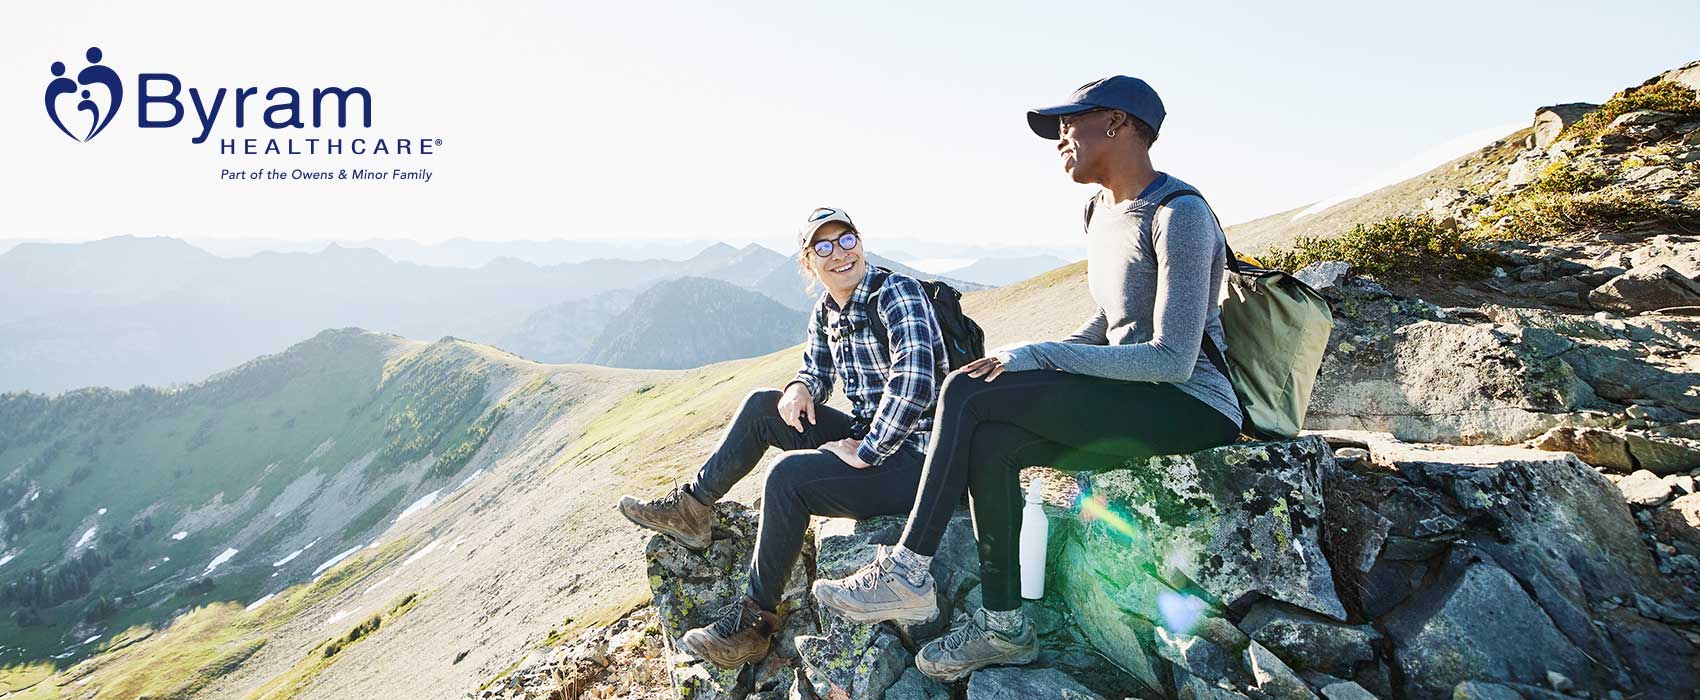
[474,62,1700,700]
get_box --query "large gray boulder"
[1323,434,1699,698]
[1307,282,1609,445]
[965,667,1106,700]
[1382,549,1600,700]
[1587,264,1700,313]
[1238,602,1379,680]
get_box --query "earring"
[1106,129,1116,138]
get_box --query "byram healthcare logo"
[37,45,438,161]
[45,47,122,142]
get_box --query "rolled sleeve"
[858,277,942,464]
[794,306,835,403]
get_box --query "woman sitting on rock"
[812,76,1243,682]
[617,207,948,668]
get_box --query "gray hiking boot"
[811,546,939,624]
[677,597,781,669]
[617,485,713,551]
[915,608,1039,682]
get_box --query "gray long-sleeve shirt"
[1002,174,1243,427]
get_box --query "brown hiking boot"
[618,486,714,551]
[677,597,780,668]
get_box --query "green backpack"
[1086,188,1334,440]
[1156,190,1334,440]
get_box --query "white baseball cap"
[798,207,857,249]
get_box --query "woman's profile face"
[804,221,865,290]
[1057,110,1113,185]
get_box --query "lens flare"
[1156,591,1207,633]
[1076,492,1140,540]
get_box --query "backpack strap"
[1156,189,1241,275]
[863,267,895,357]
[1158,189,1252,435]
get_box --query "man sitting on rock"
[617,207,948,668]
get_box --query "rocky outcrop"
[495,425,1700,700]
[1587,263,1700,313]
[1305,279,1615,444]
[1322,432,1698,699]
[646,503,820,700]
[1533,103,1599,149]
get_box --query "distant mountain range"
[583,278,807,369]
[938,254,1073,286]
[0,237,1000,394]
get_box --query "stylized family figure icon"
[46,46,123,142]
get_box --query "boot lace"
[841,556,895,591]
[936,611,983,653]
[708,601,756,638]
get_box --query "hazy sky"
[4,1,1696,253]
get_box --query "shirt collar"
[825,265,881,314]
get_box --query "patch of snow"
[394,490,441,523]
[171,531,188,541]
[80,634,101,645]
[244,594,276,612]
[325,609,351,626]
[52,651,74,659]
[162,556,170,562]
[273,538,321,567]
[365,576,392,595]
[203,547,238,575]
[96,508,107,516]
[401,538,442,567]
[366,540,381,549]
[304,437,336,464]
[455,469,485,490]
[75,527,98,548]
[313,545,363,576]
[29,491,38,501]
[0,550,21,568]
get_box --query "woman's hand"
[777,382,816,432]
[821,438,872,469]
[954,351,1014,382]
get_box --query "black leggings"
[898,370,1238,611]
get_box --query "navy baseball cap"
[1027,76,1166,140]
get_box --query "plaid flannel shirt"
[790,267,947,465]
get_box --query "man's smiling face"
[806,221,865,290]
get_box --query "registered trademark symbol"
[435,139,442,146]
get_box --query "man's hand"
[821,438,873,469]
[953,351,1013,383]
[777,382,816,432]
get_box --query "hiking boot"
[915,608,1039,682]
[617,486,713,551]
[677,597,780,668]
[811,546,939,624]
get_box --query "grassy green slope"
[0,329,520,667]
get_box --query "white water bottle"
[1019,477,1048,600]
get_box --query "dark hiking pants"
[688,389,924,611]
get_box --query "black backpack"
[819,267,986,371]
